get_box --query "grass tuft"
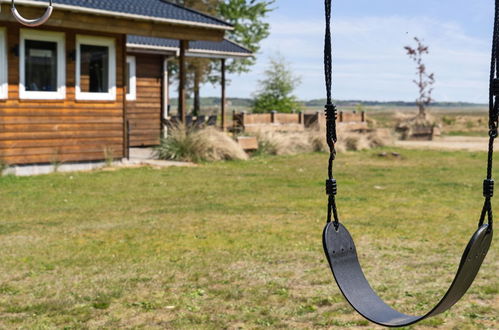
[156,125,248,162]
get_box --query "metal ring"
[11,0,53,27]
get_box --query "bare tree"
[404,38,435,118]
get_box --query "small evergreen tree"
[252,54,301,113]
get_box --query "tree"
[171,0,275,115]
[172,0,219,116]
[252,54,301,113]
[404,37,435,118]
[218,0,275,74]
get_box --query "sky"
[202,0,495,103]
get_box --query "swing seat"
[323,223,493,327]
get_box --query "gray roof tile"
[28,0,231,28]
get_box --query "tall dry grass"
[254,125,391,156]
[156,125,248,162]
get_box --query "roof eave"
[0,0,234,31]
[126,43,253,59]
[188,48,253,59]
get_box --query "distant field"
[0,150,497,328]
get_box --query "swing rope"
[324,0,339,228]
[322,0,495,327]
[480,0,499,228]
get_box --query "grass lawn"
[0,149,497,329]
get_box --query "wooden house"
[0,0,245,167]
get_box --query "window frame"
[19,29,66,100]
[76,35,116,101]
[126,55,136,101]
[0,28,7,100]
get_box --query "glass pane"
[80,45,109,93]
[125,62,130,95]
[0,37,4,86]
[25,40,57,92]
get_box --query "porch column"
[122,35,129,160]
[178,40,188,123]
[162,57,170,137]
[221,58,226,131]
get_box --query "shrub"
[0,160,7,176]
[156,125,248,163]
[442,116,456,126]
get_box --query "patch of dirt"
[395,136,489,152]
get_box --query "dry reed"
[156,125,248,162]
[254,125,391,156]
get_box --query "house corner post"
[221,58,226,131]
[179,40,188,123]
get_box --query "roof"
[127,35,253,58]
[7,0,232,30]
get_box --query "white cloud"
[203,14,491,103]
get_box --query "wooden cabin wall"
[126,54,162,147]
[0,23,125,165]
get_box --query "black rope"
[324,0,339,228]
[480,0,499,229]
[324,0,332,105]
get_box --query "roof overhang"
[0,1,228,41]
[126,43,253,59]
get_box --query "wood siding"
[126,54,162,147]
[0,23,125,165]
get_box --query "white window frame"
[126,55,136,101]
[0,28,7,99]
[19,29,66,100]
[76,35,116,101]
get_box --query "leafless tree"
[404,38,435,118]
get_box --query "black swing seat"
[323,222,493,328]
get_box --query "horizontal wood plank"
[127,54,162,147]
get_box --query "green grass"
[0,149,497,329]
[444,130,489,137]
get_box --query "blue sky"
[203,0,495,103]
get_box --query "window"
[76,35,116,101]
[20,29,65,100]
[0,28,7,99]
[126,56,136,101]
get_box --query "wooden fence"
[232,111,304,133]
[233,110,367,132]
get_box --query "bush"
[0,161,7,176]
[156,125,248,163]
